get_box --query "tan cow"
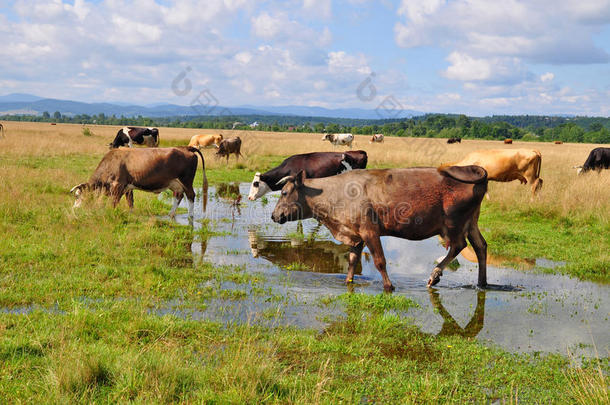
[446,149,542,197]
[188,134,223,149]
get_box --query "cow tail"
[189,147,208,189]
[535,150,542,179]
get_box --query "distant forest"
[2,112,609,143]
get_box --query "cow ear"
[295,170,306,187]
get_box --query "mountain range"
[0,93,421,120]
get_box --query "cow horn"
[572,165,583,169]
[70,183,87,194]
[275,176,293,186]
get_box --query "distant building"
[249,121,259,128]
[287,126,295,131]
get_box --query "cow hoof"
[427,268,443,287]
[383,284,395,292]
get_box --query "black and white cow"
[248,150,368,200]
[110,127,159,148]
[575,147,610,174]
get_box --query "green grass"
[480,204,610,283]
[0,152,608,402]
[0,304,606,403]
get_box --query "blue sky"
[1,0,609,116]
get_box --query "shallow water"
[167,183,609,358]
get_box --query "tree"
[53,111,62,120]
[42,111,50,119]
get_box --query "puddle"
[164,183,609,358]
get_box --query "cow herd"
[69,127,609,290]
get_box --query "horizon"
[1,1,609,116]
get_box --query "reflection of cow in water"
[429,290,485,338]
[248,230,362,275]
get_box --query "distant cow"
[216,136,242,162]
[248,150,368,200]
[554,141,563,145]
[322,133,353,148]
[370,134,384,143]
[272,166,489,290]
[110,127,159,148]
[70,147,207,219]
[448,149,542,197]
[447,137,461,144]
[504,139,513,144]
[188,134,223,149]
[575,147,610,174]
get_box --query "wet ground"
[166,183,609,358]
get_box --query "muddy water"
[168,183,609,358]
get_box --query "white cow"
[322,133,354,148]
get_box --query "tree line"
[1,112,609,144]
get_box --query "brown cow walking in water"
[271,166,489,290]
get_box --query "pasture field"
[0,121,608,402]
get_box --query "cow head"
[248,172,272,201]
[573,165,584,175]
[70,183,89,207]
[322,133,332,141]
[271,170,309,224]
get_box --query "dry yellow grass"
[1,121,608,220]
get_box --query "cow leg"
[346,241,364,284]
[185,187,196,219]
[363,234,394,291]
[169,192,184,218]
[467,223,488,288]
[125,190,134,209]
[110,183,125,207]
[428,237,467,287]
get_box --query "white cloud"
[303,0,331,19]
[540,72,554,82]
[443,52,492,81]
[328,51,371,75]
[395,0,610,85]
[251,12,281,39]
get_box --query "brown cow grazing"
[271,166,489,290]
[70,147,207,219]
[188,134,223,149]
[370,134,384,143]
[554,140,563,144]
[447,137,461,144]
[504,139,513,144]
[216,136,242,162]
[448,149,542,197]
